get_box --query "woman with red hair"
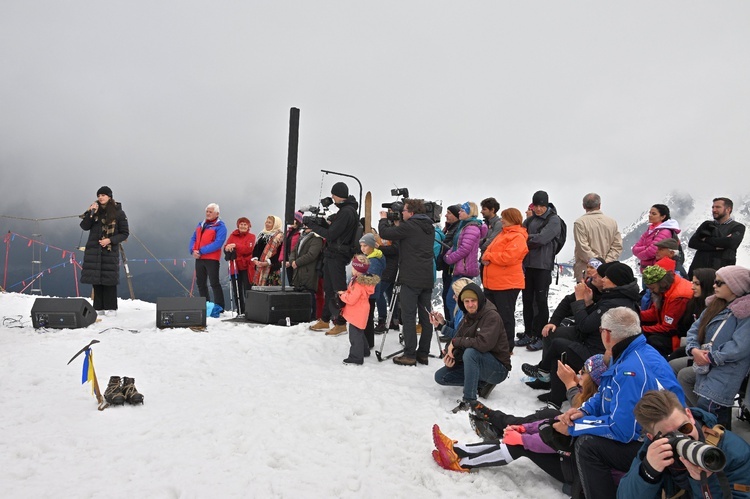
[481,208,529,351]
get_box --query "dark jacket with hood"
[378,214,435,289]
[570,281,640,350]
[290,230,323,292]
[307,195,359,259]
[524,202,562,271]
[451,283,512,370]
[80,201,129,286]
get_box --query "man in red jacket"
[189,203,228,311]
[641,257,694,357]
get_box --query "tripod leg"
[376,283,404,361]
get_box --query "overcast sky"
[2,1,749,260]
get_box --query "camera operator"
[619,389,750,498]
[378,198,435,366]
[304,182,359,336]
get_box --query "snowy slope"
[0,292,568,499]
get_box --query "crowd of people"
[82,183,750,498]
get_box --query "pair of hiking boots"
[104,376,144,406]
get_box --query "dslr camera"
[656,431,726,472]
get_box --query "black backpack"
[349,222,364,258]
[539,212,567,255]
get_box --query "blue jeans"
[434,347,508,400]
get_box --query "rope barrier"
[128,232,191,295]
[0,214,82,222]
[2,230,193,295]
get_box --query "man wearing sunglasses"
[619,389,750,498]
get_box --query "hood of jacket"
[601,281,641,303]
[336,195,359,212]
[456,282,486,315]
[366,248,384,260]
[653,218,681,234]
[355,273,381,287]
[705,292,750,320]
[409,214,437,235]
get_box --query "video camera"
[656,431,726,472]
[300,197,336,227]
[381,187,443,224]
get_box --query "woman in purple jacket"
[443,201,487,318]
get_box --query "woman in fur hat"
[682,265,750,429]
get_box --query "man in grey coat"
[517,190,563,351]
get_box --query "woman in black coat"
[80,186,129,315]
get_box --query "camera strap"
[695,424,732,498]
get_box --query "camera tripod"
[375,270,443,362]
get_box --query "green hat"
[643,265,667,285]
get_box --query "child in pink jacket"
[339,255,380,365]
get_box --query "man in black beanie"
[305,182,359,336]
[517,190,564,352]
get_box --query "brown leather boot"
[104,376,125,405]
[309,319,330,331]
[325,324,348,336]
[122,377,144,405]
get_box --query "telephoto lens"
[666,433,726,472]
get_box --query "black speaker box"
[31,298,96,329]
[245,289,311,325]
[156,297,206,328]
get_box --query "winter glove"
[505,425,526,434]
[503,430,523,446]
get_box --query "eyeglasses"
[677,422,694,434]
[598,327,611,334]
[714,280,725,288]
[654,421,694,439]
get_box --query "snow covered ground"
[1,292,568,499]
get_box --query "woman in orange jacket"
[482,208,529,352]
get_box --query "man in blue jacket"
[555,306,685,499]
[618,389,750,498]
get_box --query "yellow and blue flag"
[81,348,96,394]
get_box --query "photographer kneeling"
[619,389,750,498]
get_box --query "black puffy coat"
[378,214,435,289]
[79,202,129,286]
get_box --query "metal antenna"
[30,220,42,294]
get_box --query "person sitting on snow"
[433,282,511,412]
[640,259,694,358]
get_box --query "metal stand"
[375,277,403,361]
[375,271,443,362]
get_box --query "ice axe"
[68,339,106,409]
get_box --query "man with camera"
[554,306,685,499]
[378,198,436,366]
[618,389,750,498]
[304,182,359,336]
